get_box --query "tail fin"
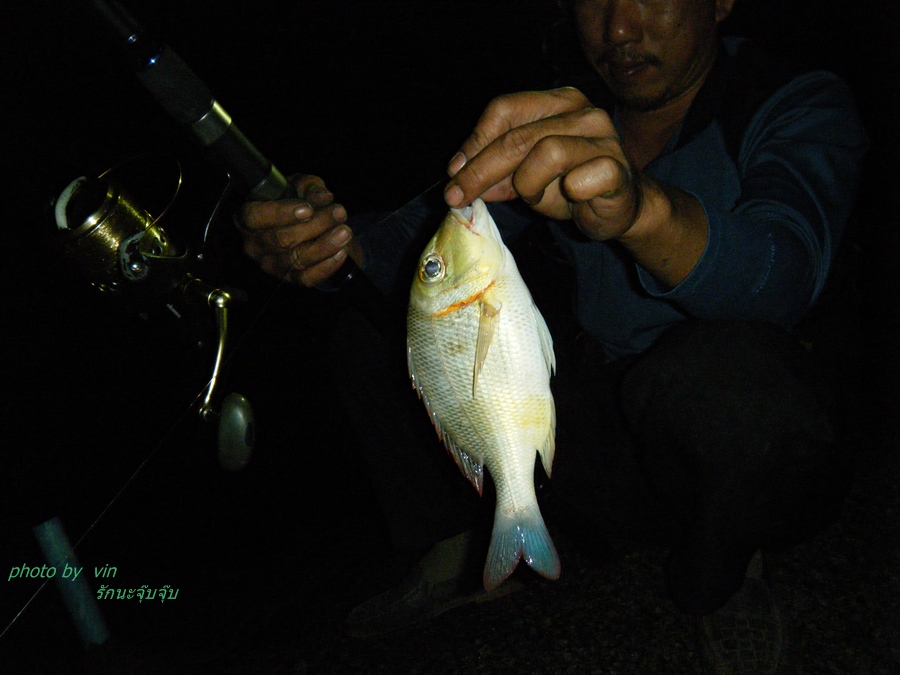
[483,506,560,591]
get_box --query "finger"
[450,88,592,176]
[479,182,520,203]
[252,218,352,286]
[565,156,641,239]
[444,179,518,208]
[290,174,335,207]
[291,249,349,287]
[512,134,624,210]
[251,204,348,258]
[447,107,615,207]
[564,155,633,202]
[239,199,314,231]
[287,222,353,274]
[446,124,544,207]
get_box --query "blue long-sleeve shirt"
[355,38,868,360]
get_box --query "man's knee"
[620,320,834,463]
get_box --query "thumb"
[290,174,334,207]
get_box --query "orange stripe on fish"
[433,281,495,317]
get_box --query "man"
[239,0,866,671]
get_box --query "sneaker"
[346,531,522,638]
[697,551,785,674]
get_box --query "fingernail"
[332,204,347,222]
[329,248,348,266]
[522,189,545,206]
[444,184,464,207]
[330,225,351,246]
[294,205,313,220]
[447,152,467,177]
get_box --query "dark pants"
[550,320,853,614]
[331,312,854,615]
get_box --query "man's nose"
[605,0,642,45]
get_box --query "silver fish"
[407,198,559,590]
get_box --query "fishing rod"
[55,0,400,457]
[86,0,373,292]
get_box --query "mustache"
[597,48,661,68]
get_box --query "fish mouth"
[452,199,499,242]
[452,203,478,232]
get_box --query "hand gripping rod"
[88,0,369,290]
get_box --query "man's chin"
[611,87,671,112]
[598,71,668,111]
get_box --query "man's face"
[575,0,732,111]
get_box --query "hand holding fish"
[445,88,708,287]
[237,174,363,286]
[444,87,644,240]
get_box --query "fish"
[406,198,560,591]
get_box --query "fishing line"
[0,176,446,642]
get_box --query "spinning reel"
[53,153,255,471]
[51,0,382,469]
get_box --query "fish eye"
[420,255,444,283]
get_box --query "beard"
[612,83,678,112]
[597,47,716,112]
[596,48,668,110]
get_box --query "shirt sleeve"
[637,70,868,327]
[352,189,446,303]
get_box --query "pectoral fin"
[473,295,502,398]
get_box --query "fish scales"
[407,198,560,591]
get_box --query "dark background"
[1,1,898,672]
